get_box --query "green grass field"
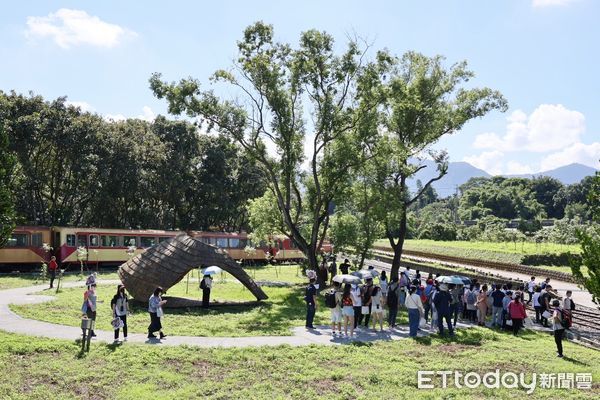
[0,328,598,399]
[374,239,581,267]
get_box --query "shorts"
[342,306,354,317]
[371,304,383,315]
[331,308,343,323]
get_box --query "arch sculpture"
[118,234,268,302]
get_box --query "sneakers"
[123,337,128,342]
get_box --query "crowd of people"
[79,272,216,343]
[306,259,575,358]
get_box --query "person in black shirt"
[340,259,351,275]
[305,278,318,329]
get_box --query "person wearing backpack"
[200,274,213,308]
[370,285,384,332]
[433,283,453,336]
[563,290,575,317]
[508,294,527,336]
[423,279,434,323]
[491,285,505,328]
[552,299,566,358]
[476,285,488,326]
[387,276,400,328]
[327,281,343,335]
[532,286,542,323]
[305,277,318,329]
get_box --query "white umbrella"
[333,274,362,284]
[202,266,222,275]
[435,275,464,285]
[351,269,379,279]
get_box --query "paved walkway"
[0,279,466,347]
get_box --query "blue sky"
[1,0,598,175]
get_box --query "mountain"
[408,162,596,198]
[505,163,598,185]
[409,160,490,198]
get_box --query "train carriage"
[0,226,52,268]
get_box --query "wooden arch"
[118,234,268,302]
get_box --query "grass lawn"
[10,265,405,337]
[0,271,120,290]
[0,327,598,399]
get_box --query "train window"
[208,237,217,245]
[89,235,99,247]
[101,235,119,247]
[123,236,137,247]
[31,233,43,247]
[159,236,171,243]
[238,239,248,248]
[77,235,88,247]
[66,234,76,247]
[216,238,228,248]
[229,238,240,248]
[7,234,28,247]
[140,237,157,248]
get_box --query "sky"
[1,0,598,175]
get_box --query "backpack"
[467,290,477,305]
[561,309,572,329]
[200,278,207,290]
[539,292,548,308]
[570,299,576,311]
[387,286,398,307]
[325,290,338,308]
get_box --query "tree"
[150,22,383,270]
[530,176,564,218]
[371,52,507,278]
[573,171,600,304]
[0,122,16,246]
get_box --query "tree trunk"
[389,208,407,279]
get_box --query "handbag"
[419,317,427,328]
[361,306,370,315]
[111,316,124,330]
[157,307,164,318]
[542,310,552,319]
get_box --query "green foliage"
[151,22,385,268]
[0,91,266,231]
[0,121,16,247]
[573,172,600,304]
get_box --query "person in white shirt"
[351,283,363,329]
[201,274,213,308]
[405,285,424,337]
[527,277,536,304]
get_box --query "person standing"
[370,285,384,332]
[405,285,424,337]
[552,299,565,358]
[329,257,338,285]
[508,294,527,336]
[502,291,512,330]
[111,284,129,342]
[465,285,478,323]
[532,286,542,323]
[527,277,536,304]
[148,287,167,339]
[48,256,58,289]
[81,283,98,337]
[433,284,453,336]
[200,274,213,308]
[329,281,343,335]
[449,284,461,327]
[305,277,318,329]
[351,282,363,329]
[539,285,552,327]
[341,283,354,337]
[379,271,388,299]
[476,285,488,326]
[339,259,351,275]
[387,277,400,328]
[362,277,374,327]
[491,285,505,328]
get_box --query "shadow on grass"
[415,327,498,346]
[562,356,590,366]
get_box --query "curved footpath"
[0,279,470,348]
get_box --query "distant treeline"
[408,175,595,241]
[0,91,267,231]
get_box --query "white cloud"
[505,161,534,175]
[541,142,600,171]
[532,0,578,7]
[463,150,504,175]
[26,8,136,49]
[473,104,585,153]
[104,106,156,122]
[65,101,95,113]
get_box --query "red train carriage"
[0,226,52,268]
